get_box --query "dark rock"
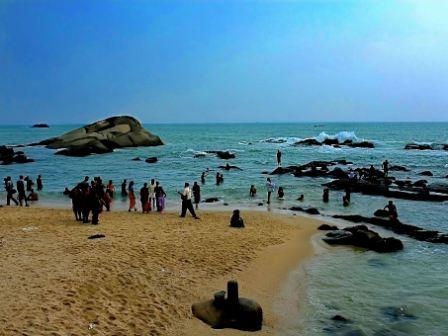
[30,116,163,156]
[418,171,433,176]
[374,209,389,217]
[0,145,34,165]
[257,203,263,206]
[389,165,410,172]
[293,138,321,146]
[381,306,416,321]
[270,166,294,175]
[404,143,432,150]
[413,179,427,187]
[331,315,351,323]
[347,141,375,148]
[32,123,49,128]
[323,225,403,253]
[318,224,339,231]
[204,197,219,203]
[88,234,106,239]
[290,207,320,215]
[323,138,339,146]
[132,157,141,161]
[145,157,158,163]
[204,150,236,160]
[192,280,263,331]
[219,165,242,170]
[293,138,374,148]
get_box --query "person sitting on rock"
[27,189,39,202]
[230,209,244,228]
[384,201,398,222]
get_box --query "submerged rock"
[145,157,158,164]
[192,280,263,331]
[205,151,236,159]
[30,116,163,157]
[293,138,374,148]
[404,143,433,150]
[290,206,320,215]
[32,123,49,128]
[418,171,433,176]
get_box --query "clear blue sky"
[1,0,447,124]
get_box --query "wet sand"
[0,207,319,335]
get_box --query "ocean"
[1,122,447,335]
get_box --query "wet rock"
[192,280,263,331]
[0,145,34,165]
[293,138,321,146]
[331,315,351,323]
[30,116,163,156]
[290,206,320,215]
[419,171,433,176]
[219,165,242,170]
[204,197,219,203]
[413,179,427,187]
[32,123,49,128]
[373,209,389,217]
[318,224,339,231]
[204,151,235,159]
[293,138,374,148]
[389,165,410,172]
[145,157,158,163]
[132,157,141,161]
[404,143,432,150]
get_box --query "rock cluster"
[293,138,374,148]
[0,146,34,165]
[404,143,448,150]
[323,224,404,253]
[30,116,163,157]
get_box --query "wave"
[315,131,363,143]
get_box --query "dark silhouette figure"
[4,176,18,206]
[192,181,201,210]
[323,187,329,203]
[179,182,199,219]
[37,175,43,191]
[276,149,282,166]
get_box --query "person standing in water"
[266,178,276,204]
[154,181,167,212]
[140,183,150,213]
[249,185,257,197]
[149,179,156,210]
[36,175,43,191]
[192,181,201,210]
[121,179,128,197]
[4,176,18,206]
[17,176,28,207]
[178,182,199,219]
[323,187,329,203]
[384,200,398,222]
[276,149,282,166]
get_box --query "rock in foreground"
[31,116,163,157]
[0,146,34,165]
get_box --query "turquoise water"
[1,122,448,335]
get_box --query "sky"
[0,0,447,124]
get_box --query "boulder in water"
[30,116,163,156]
[32,123,49,128]
[374,209,389,217]
[204,197,219,203]
[318,224,339,231]
[192,280,263,331]
[404,143,433,150]
[205,151,236,160]
[0,145,34,165]
[419,171,433,176]
[145,157,158,164]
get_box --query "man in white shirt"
[266,178,276,204]
[179,182,199,219]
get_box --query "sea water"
[1,122,447,335]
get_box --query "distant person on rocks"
[121,179,128,197]
[276,149,282,166]
[322,187,329,203]
[4,176,18,206]
[384,200,398,222]
[149,179,156,210]
[192,181,201,210]
[128,181,137,212]
[277,186,285,200]
[178,182,199,219]
[27,189,38,202]
[249,185,257,197]
[154,181,167,212]
[37,175,43,191]
[230,209,244,228]
[383,160,389,177]
[17,176,28,206]
[266,178,276,204]
[140,183,150,213]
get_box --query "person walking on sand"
[17,176,28,207]
[36,175,43,191]
[276,149,282,166]
[4,176,18,206]
[149,179,156,210]
[154,181,167,212]
[178,183,199,219]
[266,178,276,204]
[128,181,137,212]
[140,183,150,213]
[192,181,201,210]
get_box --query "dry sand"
[0,207,319,336]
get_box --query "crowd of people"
[2,152,400,225]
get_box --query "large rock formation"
[30,116,163,156]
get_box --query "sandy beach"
[0,207,319,336]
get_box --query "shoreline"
[0,206,321,335]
